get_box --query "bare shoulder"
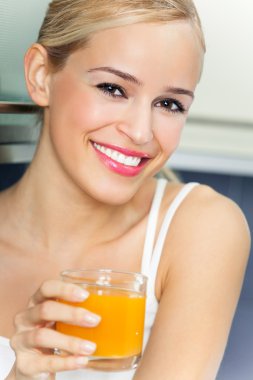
[180,183,250,250]
[0,187,12,223]
[0,186,17,250]
[166,182,250,252]
[159,182,251,292]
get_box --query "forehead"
[68,21,204,89]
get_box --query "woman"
[0,0,250,379]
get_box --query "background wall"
[192,0,253,122]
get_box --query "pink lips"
[91,141,151,177]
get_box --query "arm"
[134,185,250,380]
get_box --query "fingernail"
[75,356,88,367]
[73,288,89,301]
[80,341,97,354]
[83,313,101,326]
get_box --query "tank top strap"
[141,178,167,276]
[147,182,199,297]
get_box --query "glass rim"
[60,268,148,281]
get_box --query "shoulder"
[177,183,250,246]
[0,187,17,253]
[164,182,250,249]
[157,182,250,295]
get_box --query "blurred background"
[0,1,252,379]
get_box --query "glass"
[56,269,147,371]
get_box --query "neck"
[9,140,134,255]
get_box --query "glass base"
[86,354,141,371]
[54,348,141,371]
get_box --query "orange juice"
[56,287,146,357]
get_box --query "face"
[43,21,203,204]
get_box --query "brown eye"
[97,83,127,98]
[156,98,185,114]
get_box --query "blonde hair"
[38,0,205,70]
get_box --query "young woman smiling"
[0,1,250,379]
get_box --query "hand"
[9,280,101,379]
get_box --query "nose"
[116,101,154,145]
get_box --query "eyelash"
[97,83,127,98]
[155,98,186,114]
[96,82,186,114]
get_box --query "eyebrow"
[164,86,194,99]
[87,66,194,99]
[87,66,143,86]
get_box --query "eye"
[155,98,186,114]
[96,83,127,98]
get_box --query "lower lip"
[92,145,149,177]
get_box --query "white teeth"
[93,143,142,167]
[117,153,126,164]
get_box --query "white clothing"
[0,179,198,379]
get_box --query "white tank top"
[0,179,198,379]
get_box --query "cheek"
[49,74,109,138]
[51,91,99,135]
[154,116,185,155]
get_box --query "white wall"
[170,0,253,176]
[191,0,253,122]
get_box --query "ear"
[24,43,52,107]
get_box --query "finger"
[16,351,89,376]
[14,300,101,330]
[12,328,97,356]
[28,280,89,307]
[15,372,53,380]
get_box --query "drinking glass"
[56,269,147,371]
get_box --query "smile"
[91,141,150,177]
[93,142,142,167]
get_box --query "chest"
[0,223,148,336]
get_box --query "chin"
[93,184,139,206]
[81,175,143,206]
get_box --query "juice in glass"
[55,270,147,371]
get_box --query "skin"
[0,21,250,380]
